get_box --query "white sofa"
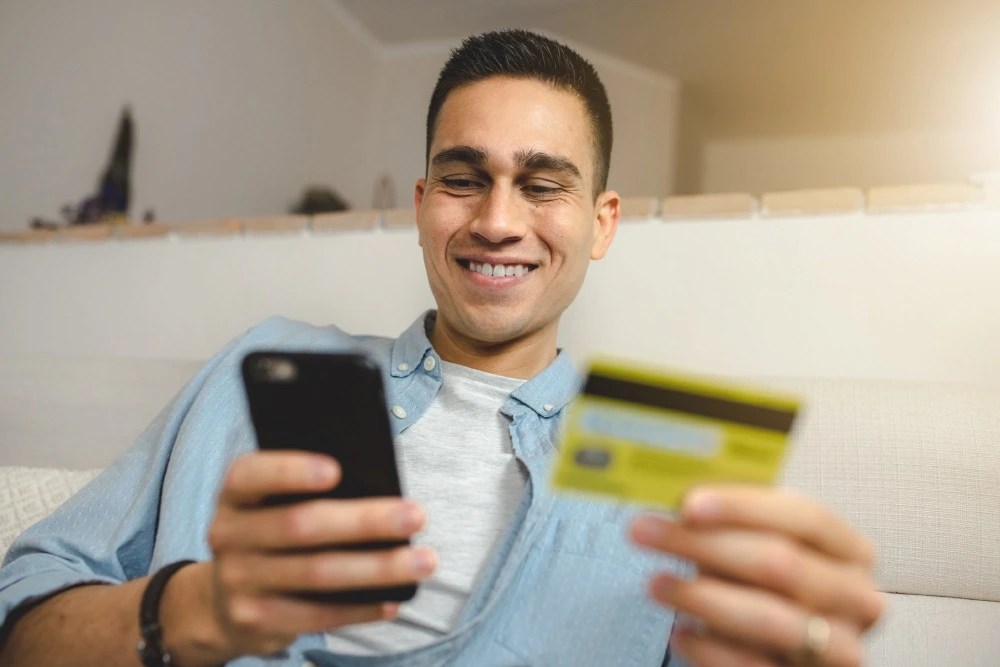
[2,208,999,664]
[2,365,998,665]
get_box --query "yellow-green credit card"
[551,358,801,510]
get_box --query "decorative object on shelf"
[372,172,396,210]
[91,105,133,223]
[28,106,153,230]
[290,186,349,215]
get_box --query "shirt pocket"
[494,513,677,667]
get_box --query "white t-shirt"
[325,360,528,654]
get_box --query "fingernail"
[396,503,424,533]
[312,458,338,485]
[411,548,436,576]
[632,516,666,544]
[683,490,719,521]
[382,603,400,619]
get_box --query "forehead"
[431,76,594,176]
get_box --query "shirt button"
[397,362,410,372]
[423,356,437,371]
[543,404,555,412]
[391,405,407,419]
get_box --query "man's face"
[415,76,619,351]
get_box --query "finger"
[217,546,437,594]
[670,626,777,667]
[224,593,396,648]
[219,451,340,507]
[651,572,864,667]
[680,486,875,566]
[631,517,883,628]
[210,496,426,552]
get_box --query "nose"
[468,184,527,245]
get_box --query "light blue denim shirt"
[0,312,686,666]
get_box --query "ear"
[414,178,426,247]
[590,190,620,260]
[414,178,426,208]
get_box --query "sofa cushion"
[0,466,100,560]
[865,593,1000,665]
[768,378,1000,603]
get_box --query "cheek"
[418,220,454,256]
[423,195,474,248]
[544,221,595,267]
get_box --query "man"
[0,30,881,666]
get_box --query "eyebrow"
[514,148,583,182]
[430,145,488,169]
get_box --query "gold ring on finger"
[794,614,831,666]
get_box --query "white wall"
[0,229,434,360]
[374,38,680,205]
[701,127,1000,194]
[0,3,679,233]
[372,46,450,208]
[3,209,998,387]
[0,0,382,231]
[589,47,678,198]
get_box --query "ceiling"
[338,0,1000,140]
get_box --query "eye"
[524,184,561,196]
[442,178,482,190]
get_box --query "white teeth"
[466,261,531,278]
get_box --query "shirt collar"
[390,310,438,378]
[390,310,582,418]
[507,349,581,418]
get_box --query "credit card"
[551,358,800,510]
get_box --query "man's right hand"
[200,450,435,659]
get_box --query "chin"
[454,307,539,346]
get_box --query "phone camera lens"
[256,356,298,383]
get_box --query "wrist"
[158,561,237,667]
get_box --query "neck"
[430,318,558,379]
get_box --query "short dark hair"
[426,29,613,194]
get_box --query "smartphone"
[241,350,417,604]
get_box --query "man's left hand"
[631,486,883,667]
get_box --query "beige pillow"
[764,378,1000,602]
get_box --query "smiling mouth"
[457,259,538,278]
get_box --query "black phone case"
[241,351,417,604]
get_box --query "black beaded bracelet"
[136,560,196,667]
